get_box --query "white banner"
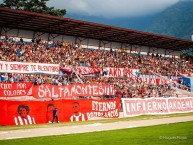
[103,67,139,78]
[122,97,193,117]
[0,61,60,74]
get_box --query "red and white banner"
[76,66,100,75]
[179,72,191,77]
[32,84,115,99]
[103,67,139,78]
[0,98,120,125]
[0,82,33,97]
[0,61,60,74]
[62,66,73,73]
[62,66,100,75]
[139,78,170,85]
[122,98,193,117]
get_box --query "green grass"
[0,121,193,145]
[1,112,193,131]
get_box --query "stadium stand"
[1,8,193,126]
[0,7,193,100]
[0,34,192,99]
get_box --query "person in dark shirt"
[46,104,55,123]
[52,107,59,123]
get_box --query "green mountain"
[67,1,193,40]
[145,0,193,40]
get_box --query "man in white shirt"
[70,102,87,122]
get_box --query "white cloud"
[47,0,179,18]
[0,0,180,18]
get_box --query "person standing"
[46,104,55,123]
[52,107,59,123]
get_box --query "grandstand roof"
[0,7,193,51]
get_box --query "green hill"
[145,0,193,40]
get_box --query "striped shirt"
[14,115,36,125]
[70,113,86,122]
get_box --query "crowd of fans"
[0,35,192,99]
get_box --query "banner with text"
[103,67,139,78]
[0,82,33,97]
[139,78,171,85]
[32,84,115,99]
[0,98,120,125]
[122,97,193,117]
[0,61,59,74]
[62,66,101,75]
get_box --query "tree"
[0,0,66,17]
[181,48,193,63]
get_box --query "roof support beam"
[167,42,193,50]
[3,15,36,27]
[63,23,84,33]
[85,27,112,37]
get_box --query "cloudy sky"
[46,0,179,18]
[0,0,180,18]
